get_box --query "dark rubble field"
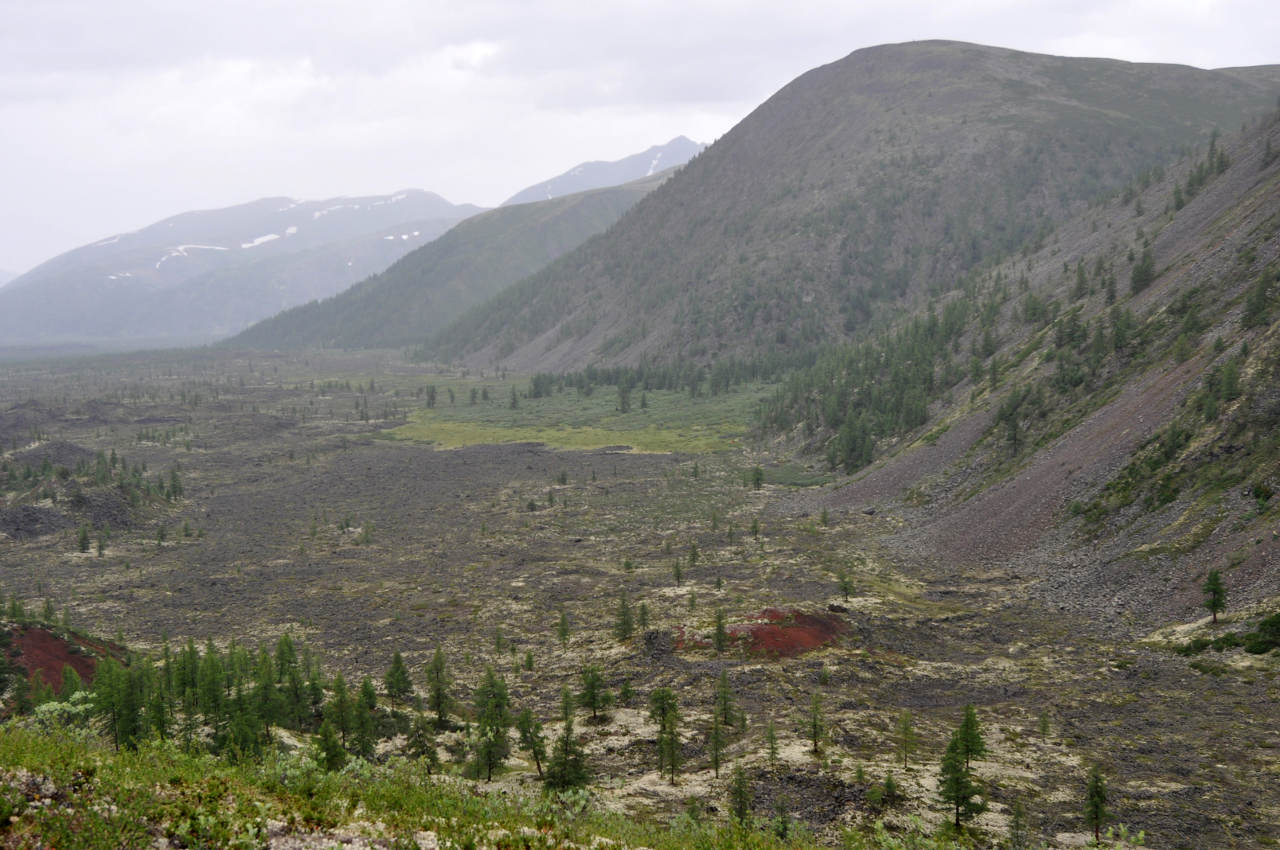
[0,349,1276,848]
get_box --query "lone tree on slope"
[1203,569,1226,625]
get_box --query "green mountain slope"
[779,106,1280,626]
[431,41,1280,371]
[229,174,668,350]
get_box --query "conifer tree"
[729,765,752,824]
[1084,765,1109,844]
[714,670,736,727]
[407,712,440,774]
[837,573,854,602]
[614,591,635,642]
[317,719,347,771]
[471,666,512,781]
[649,687,681,783]
[384,650,413,708]
[197,642,225,726]
[274,634,297,680]
[958,704,986,770]
[1130,248,1155,293]
[546,687,589,789]
[556,609,570,646]
[577,665,612,721]
[352,676,377,760]
[515,708,547,778]
[897,708,918,768]
[1008,799,1030,850]
[708,711,726,778]
[60,665,83,700]
[807,692,824,756]
[1203,569,1226,624]
[713,609,729,653]
[425,648,451,729]
[325,673,354,747]
[938,729,985,829]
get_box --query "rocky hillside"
[0,191,482,349]
[777,105,1280,631]
[430,41,1280,371]
[228,173,669,351]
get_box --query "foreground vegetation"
[0,635,1007,850]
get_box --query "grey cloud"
[2,0,1277,272]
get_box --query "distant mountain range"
[0,191,482,349]
[229,172,670,350]
[502,137,704,206]
[0,270,15,288]
[0,138,705,352]
[429,41,1280,372]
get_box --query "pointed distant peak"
[502,137,705,207]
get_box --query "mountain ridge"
[0,190,483,348]
[228,173,671,351]
[429,40,1280,373]
[501,137,704,207]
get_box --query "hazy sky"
[1,0,1277,275]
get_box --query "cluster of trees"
[1171,129,1230,212]
[2,610,1159,846]
[0,447,183,511]
[1241,265,1276,330]
[527,351,816,403]
[761,300,971,472]
[89,635,328,758]
[1079,284,1279,525]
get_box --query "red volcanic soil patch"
[729,608,848,658]
[9,626,117,693]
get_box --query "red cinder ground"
[729,608,847,658]
[10,626,111,693]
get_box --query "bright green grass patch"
[763,463,832,487]
[390,417,738,453]
[387,381,773,453]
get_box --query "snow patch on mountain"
[241,234,280,249]
[155,244,228,269]
[370,193,409,208]
[313,203,362,220]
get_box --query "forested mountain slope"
[775,106,1280,627]
[431,41,1280,371]
[229,173,668,350]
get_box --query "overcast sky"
[1,0,1277,275]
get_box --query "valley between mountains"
[1,40,1279,850]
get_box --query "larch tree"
[937,728,985,830]
[383,650,413,708]
[1203,569,1226,624]
[1084,765,1109,844]
[425,648,451,730]
[649,686,681,783]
